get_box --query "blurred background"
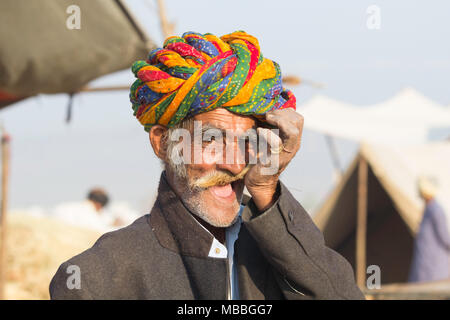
[0,0,449,299]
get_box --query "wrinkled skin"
[149,107,304,241]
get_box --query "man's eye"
[202,137,216,146]
[205,136,216,141]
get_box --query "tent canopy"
[0,0,154,108]
[313,141,450,284]
[299,88,450,145]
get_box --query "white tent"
[313,141,450,285]
[315,141,450,231]
[363,142,450,230]
[298,88,450,292]
[299,88,450,145]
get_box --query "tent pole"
[324,135,343,181]
[0,128,10,299]
[356,155,368,289]
[156,0,174,39]
[78,85,130,93]
[115,0,153,49]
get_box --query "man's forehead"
[192,108,257,131]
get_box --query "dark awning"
[0,0,154,108]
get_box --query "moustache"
[191,165,253,189]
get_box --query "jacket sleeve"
[49,261,94,300]
[241,181,365,300]
[49,237,116,300]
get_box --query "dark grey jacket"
[49,173,364,300]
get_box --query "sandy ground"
[2,213,101,299]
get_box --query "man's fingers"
[255,127,282,175]
[256,127,281,163]
[266,109,304,133]
[265,109,304,152]
[257,127,282,152]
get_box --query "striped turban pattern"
[130,31,296,131]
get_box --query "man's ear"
[149,125,168,160]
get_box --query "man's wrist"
[247,183,280,212]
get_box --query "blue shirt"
[200,205,243,299]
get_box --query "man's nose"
[216,140,247,176]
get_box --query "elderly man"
[50,31,363,300]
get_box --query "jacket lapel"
[150,172,214,258]
[148,172,228,299]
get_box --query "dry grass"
[2,213,101,299]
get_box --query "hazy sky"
[130,0,450,104]
[1,0,449,214]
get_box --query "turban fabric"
[130,31,296,131]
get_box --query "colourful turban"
[129,31,296,131]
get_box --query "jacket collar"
[149,172,217,258]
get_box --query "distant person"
[409,177,450,282]
[87,188,110,212]
[52,188,119,232]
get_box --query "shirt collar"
[203,207,243,259]
[149,172,243,259]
